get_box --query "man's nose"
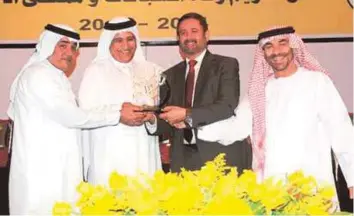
[121,41,130,50]
[65,46,74,56]
[272,45,282,55]
[186,33,194,40]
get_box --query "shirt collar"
[186,49,207,67]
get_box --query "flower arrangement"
[53,154,342,215]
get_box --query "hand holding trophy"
[140,73,170,114]
[132,62,170,115]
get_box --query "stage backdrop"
[1,0,353,41]
[0,0,353,119]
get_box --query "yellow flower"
[318,185,335,200]
[52,202,72,216]
[160,178,204,214]
[76,182,97,209]
[109,171,129,191]
[213,168,239,197]
[76,181,95,196]
[203,195,254,215]
[259,178,289,212]
[288,170,306,184]
[237,169,259,201]
[125,190,158,214]
[306,204,330,215]
[53,153,337,215]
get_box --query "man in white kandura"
[198,26,353,206]
[7,24,122,214]
[79,17,162,186]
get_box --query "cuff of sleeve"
[145,115,157,133]
[105,104,121,125]
[197,126,219,142]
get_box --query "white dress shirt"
[184,49,207,144]
[145,49,207,144]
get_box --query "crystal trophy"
[132,63,170,114]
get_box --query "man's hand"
[159,106,187,125]
[120,102,146,126]
[143,112,156,124]
[349,187,353,199]
[173,121,187,129]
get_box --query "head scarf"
[248,26,329,180]
[93,17,161,106]
[94,17,145,63]
[7,24,80,119]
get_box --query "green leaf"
[248,200,265,215]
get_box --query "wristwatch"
[184,108,193,128]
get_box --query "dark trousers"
[336,166,353,212]
[182,144,203,171]
[0,166,9,215]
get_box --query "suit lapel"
[194,50,214,105]
[173,61,187,106]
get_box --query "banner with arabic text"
[0,0,353,41]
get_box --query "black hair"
[176,12,208,35]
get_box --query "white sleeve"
[7,102,14,120]
[78,63,122,180]
[197,96,252,145]
[79,63,123,110]
[81,129,91,181]
[318,74,354,187]
[142,62,163,134]
[144,115,157,134]
[27,67,120,129]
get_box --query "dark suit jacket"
[153,50,252,173]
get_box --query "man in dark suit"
[146,12,251,173]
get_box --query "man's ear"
[205,30,210,42]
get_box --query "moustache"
[65,56,73,63]
[118,48,133,53]
[269,53,288,60]
[60,56,73,64]
[183,40,197,45]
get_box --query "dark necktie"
[184,60,197,143]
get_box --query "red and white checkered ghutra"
[248,26,330,180]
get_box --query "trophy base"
[136,105,164,114]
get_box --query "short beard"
[268,50,294,72]
[65,56,73,63]
[179,41,206,56]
